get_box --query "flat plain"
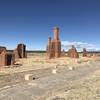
[0,53,100,100]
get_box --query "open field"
[0,53,100,75]
[0,53,100,100]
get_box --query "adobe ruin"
[83,48,87,57]
[0,51,15,67]
[46,27,61,59]
[13,44,27,59]
[62,49,66,57]
[0,46,6,54]
[68,45,79,58]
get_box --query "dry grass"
[0,53,100,75]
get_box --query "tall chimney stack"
[53,27,59,40]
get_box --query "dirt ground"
[47,70,100,100]
[0,53,100,75]
[0,53,100,100]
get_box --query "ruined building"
[0,46,6,54]
[62,49,66,57]
[68,45,79,58]
[46,27,61,59]
[0,49,15,67]
[13,44,27,59]
[83,48,87,57]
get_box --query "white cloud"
[61,41,100,51]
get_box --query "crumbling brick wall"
[13,44,27,59]
[68,45,79,58]
[0,51,15,67]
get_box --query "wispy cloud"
[62,41,100,51]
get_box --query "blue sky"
[0,0,100,51]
